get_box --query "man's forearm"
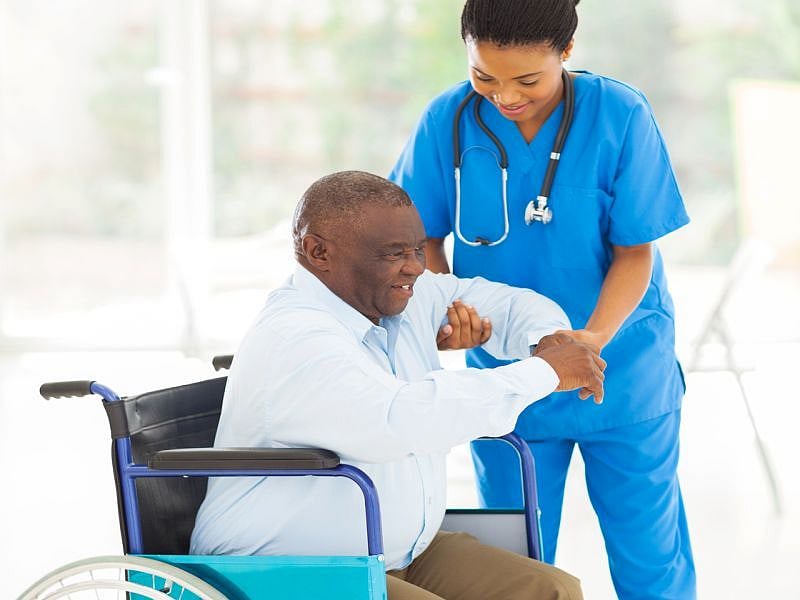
[437,275,570,360]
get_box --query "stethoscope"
[452,69,575,247]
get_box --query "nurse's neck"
[516,76,568,144]
[517,117,548,144]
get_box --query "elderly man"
[191,171,605,599]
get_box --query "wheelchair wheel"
[18,555,228,600]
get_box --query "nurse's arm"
[566,242,654,349]
[424,237,451,274]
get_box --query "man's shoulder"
[407,270,452,305]
[403,270,462,326]
[256,285,352,341]
[414,269,492,294]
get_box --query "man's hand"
[534,334,606,404]
[436,299,492,350]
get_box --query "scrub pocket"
[541,185,612,270]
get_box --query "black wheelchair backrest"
[103,377,227,555]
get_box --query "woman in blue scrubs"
[389,1,696,598]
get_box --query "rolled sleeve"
[262,328,558,463]
[420,271,571,360]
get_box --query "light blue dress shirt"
[190,265,568,570]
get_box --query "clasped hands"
[437,301,606,403]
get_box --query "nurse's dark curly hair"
[461,0,579,52]
[292,170,412,260]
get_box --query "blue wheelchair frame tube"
[495,433,543,561]
[90,382,384,558]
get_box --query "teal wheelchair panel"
[132,554,387,600]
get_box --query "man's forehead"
[356,205,425,246]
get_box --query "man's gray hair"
[292,170,413,258]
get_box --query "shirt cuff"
[524,328,567,355]
[492,356,559,402]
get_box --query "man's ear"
[301,233,331,271]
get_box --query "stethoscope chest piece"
[524,196,553,225]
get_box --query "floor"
[2,264,798,598]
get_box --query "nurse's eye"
[519,79,539,86]
[473,73,494,82]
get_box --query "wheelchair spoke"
[89,570,100,600]
[54,577,72,600]
[19,556,227,600]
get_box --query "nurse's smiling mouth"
[496,101,531,117]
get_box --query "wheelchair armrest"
[147,447,340,471]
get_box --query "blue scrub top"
[390,72,689,438]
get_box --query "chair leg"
[715,321,783,514]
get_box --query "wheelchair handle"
[40,380,95,400]
[212,354,233,371]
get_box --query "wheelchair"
[21,355,544,600]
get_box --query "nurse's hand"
[553,328,607,352]
[537,330,602,354]
[436,299,492,350]
[534,335,606,404]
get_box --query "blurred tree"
[205,0,799,262]
[8,26,161,238]
[211,0,466,236]
[671,0,800,261]
[88,35,161,237]
[395,0,465,118]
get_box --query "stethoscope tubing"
[452,69,574,246]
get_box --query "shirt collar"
[293,264,404,342]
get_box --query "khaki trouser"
[386,531,582,600]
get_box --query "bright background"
[1,1,798,597]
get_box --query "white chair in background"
[686,238,781,513]
[688,78,800,514]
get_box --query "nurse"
[389,0,696,598]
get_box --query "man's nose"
[401,253,425,276]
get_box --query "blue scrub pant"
[471,410,696,600]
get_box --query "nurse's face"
[465,39,572,127]
[325,204,427,324]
